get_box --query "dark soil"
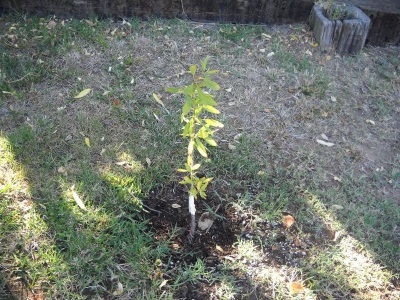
[144,183,320,299]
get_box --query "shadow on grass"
[0,124,171,298]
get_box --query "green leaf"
[195,139,208,158]
[198,88,217,106]
[205,70,219,75]
[205,119,224,128]
[165,87,180,93]
[152,93,165,107]
[197,127,209,139]
[204,138,217,147]
[182,101,191,117]
[189,188,198,198]
[189,65,197,76]
[180,176,193,185]
[74,88,92,98]
[201,56,210,71]
[182,122,191,136]
[177,168,187,173]
[203,105,220,114]
[203,77,220,90]
[199,190,207,199]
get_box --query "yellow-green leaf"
[203,105,220,114]
[188,139,194,155]
[195,139,208,158]
[152,93,165,107]
[204,77,220,90]
[74,88,92,98]
[192,163,201,171]
[204,138,217,146]
[85,137,91,147]
[205,119,224,128]
[177,168,187,173]
[201,56,210,71]
[189,65,197,76]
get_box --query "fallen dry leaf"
[171,203,181,209]
[294,238,302,247]
[333,176,342,182]
[71,189,87,210]
[112,282,123,296]
[320,133,329,141]
[365,119,376,125]
[84,137,91,147]
[47,20,57,29]
[316,139,334,147]
[158,279,168,290]
[74,88,92,99]
[331,204,344,210]
[290,282,305,294]
[113,98,120,106]
[215,245,224,252]
[283,214,295,229]
[85,19,94,27]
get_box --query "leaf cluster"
[167,57,223,199]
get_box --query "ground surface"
[0,15,399,299]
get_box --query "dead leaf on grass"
[331,204,344,210]
[74,88,92,99]
[228,143,236,150]
[112,282,123,296]
[47,20,57,29]
[84,137,91,147]
[283,214,295,229]
[215,245,224,252]
[171,204,181,209]
[290,282,305,294]
[159,279,168,289]
[267,52,275,58]
[152,93,165,107]
[365,119,376,125]
[271,244,279,251]
[261,33,272,40]
[320,133,329,141]
[113,98,120,106]
[85,19,95,27]
[316,139,334,147]
[146,157,151,166]
[333,176,342,182]
[71,186,87,210]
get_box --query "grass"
[1,13,399,299]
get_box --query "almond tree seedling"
[165,56,223,242]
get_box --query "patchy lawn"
[0,15,399,299]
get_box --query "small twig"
[142,203,162,216]
[128,192,162,216]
